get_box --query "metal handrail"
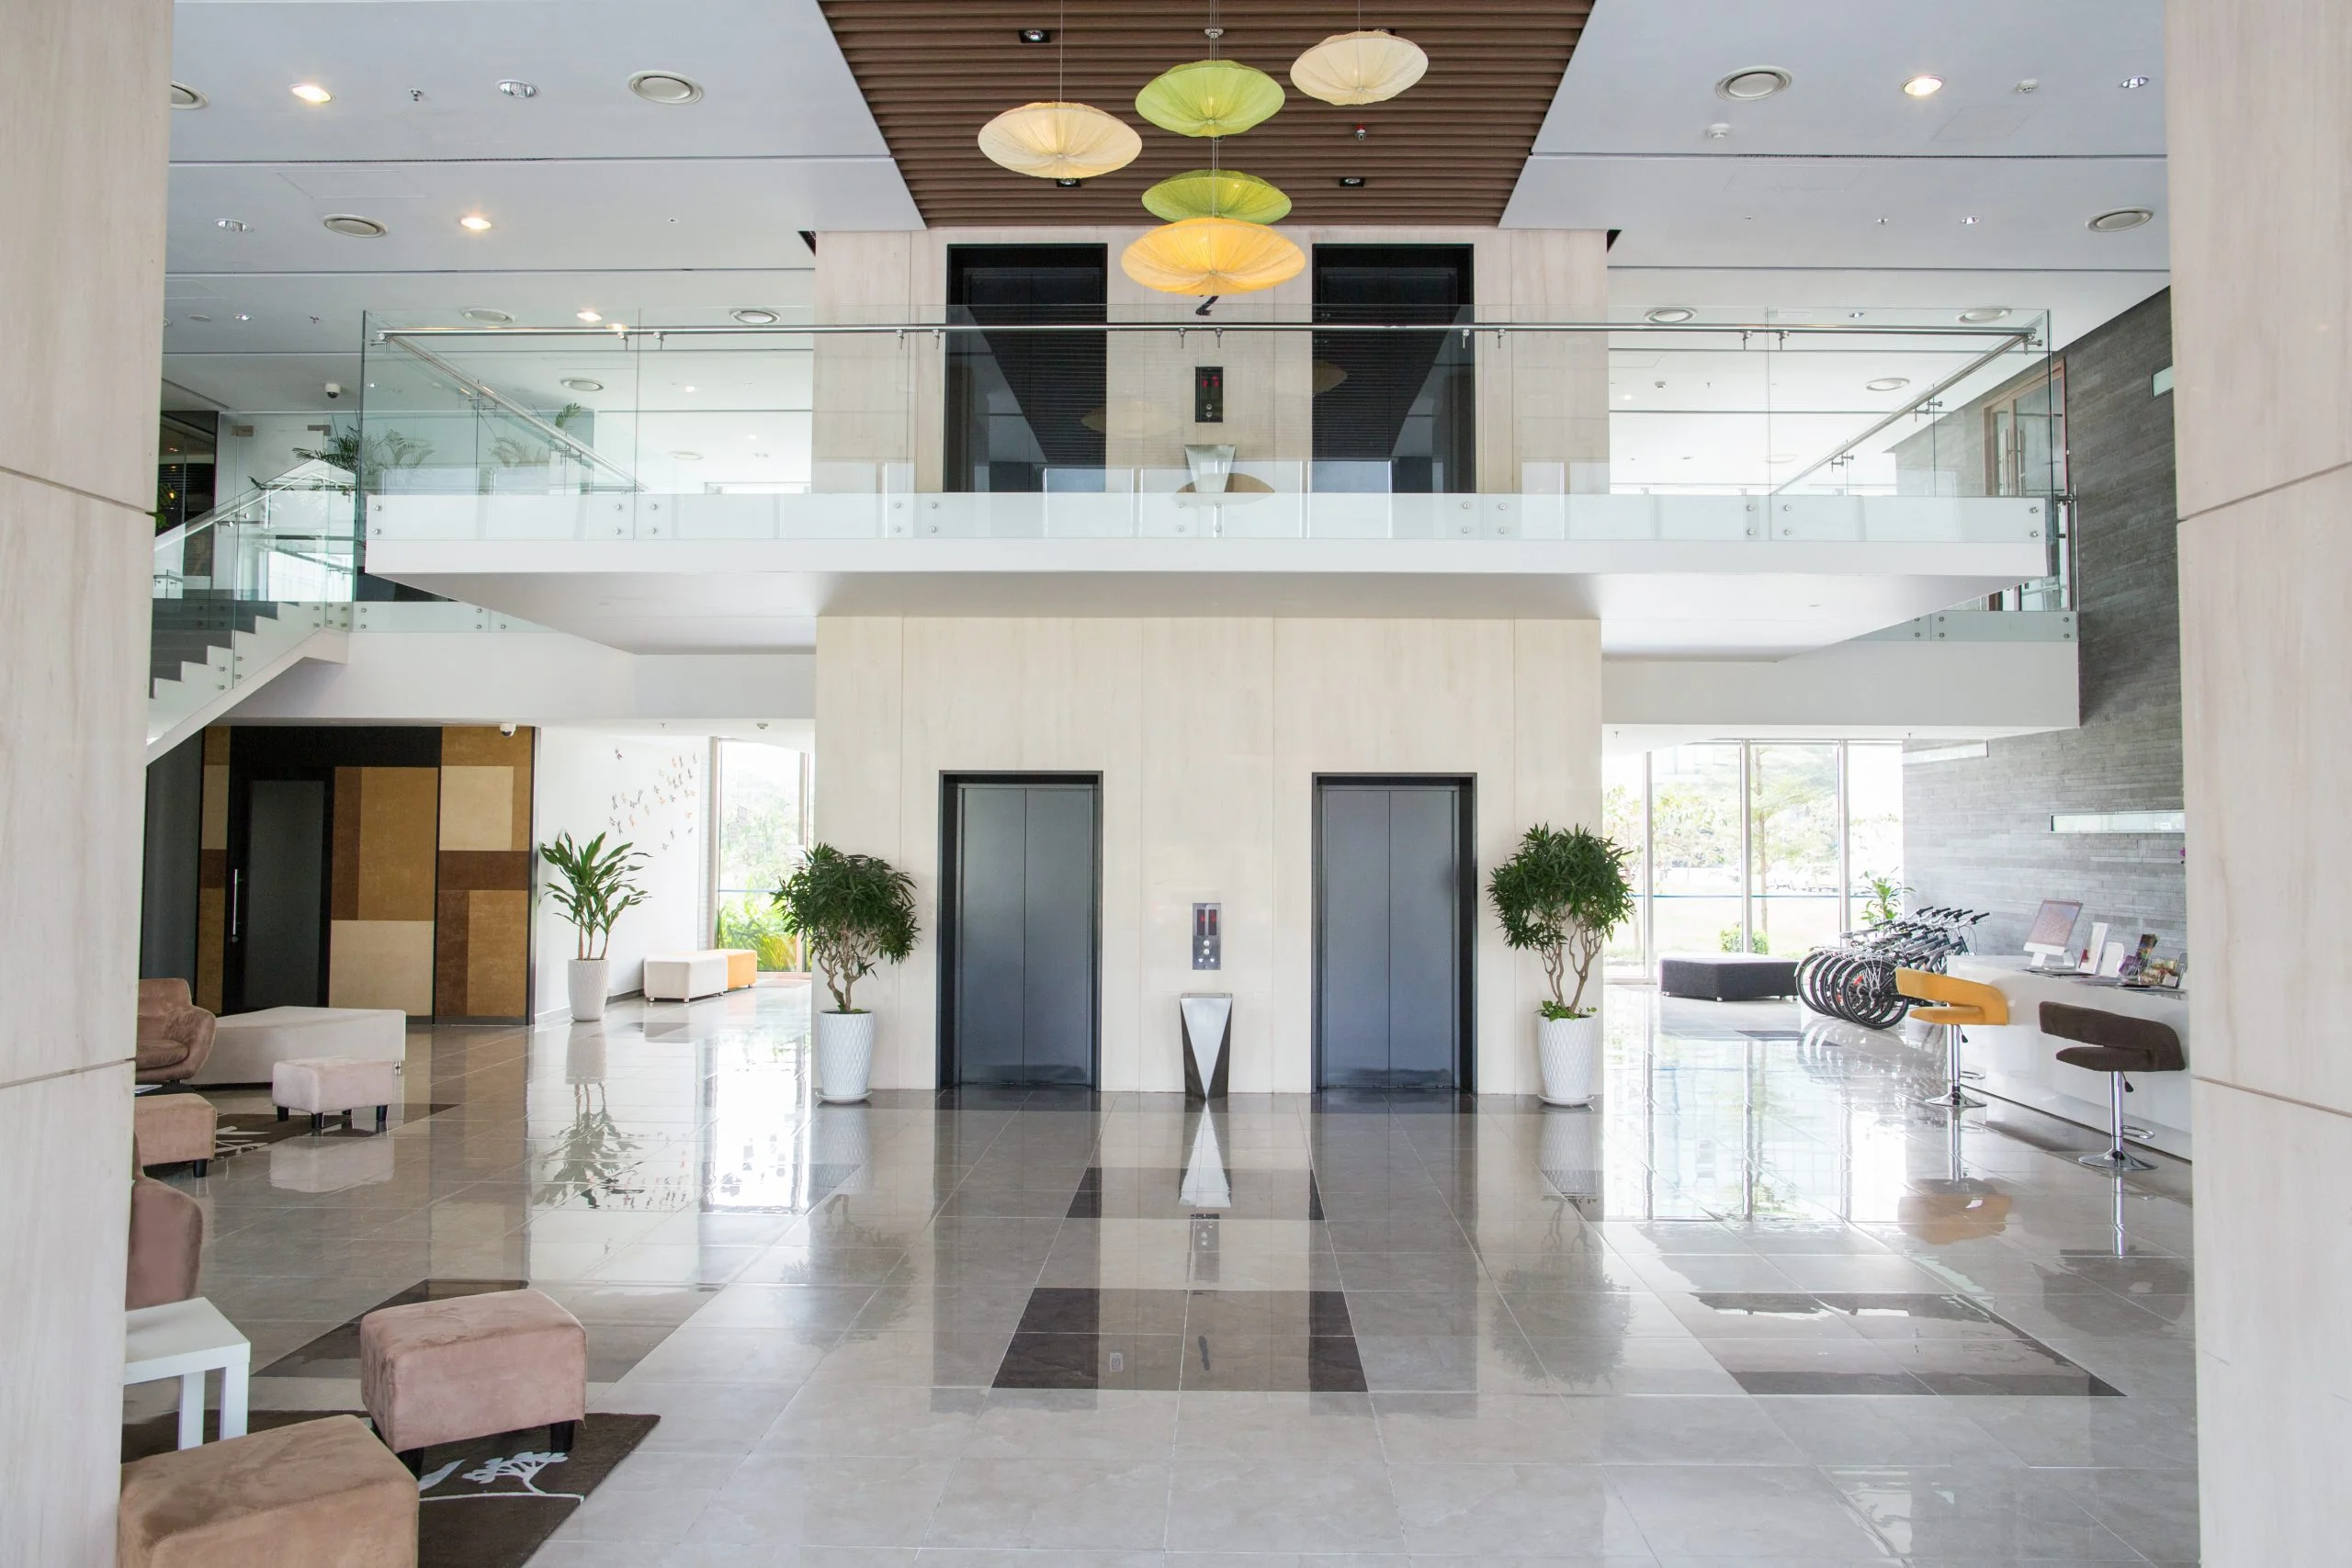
[1774,328,2044,494]
[380,335,643,491]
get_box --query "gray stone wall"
[1905,289,2186,959]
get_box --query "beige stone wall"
[0,0,170,1561]
[813,615,1602,1096]
[810,226,1610,493]
[2167,0,2352,1559]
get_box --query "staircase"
[148,473,357,761]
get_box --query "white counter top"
[1941,954,2193,1157]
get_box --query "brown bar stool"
[2038,1001,2184,1172]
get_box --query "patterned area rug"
[122,1410,657,1568]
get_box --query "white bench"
[193,1007,407,1086]
[643,950,731,1001]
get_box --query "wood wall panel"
[817,2,1591,227]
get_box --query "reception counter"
[1942,955,2193,1159]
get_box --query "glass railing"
[355,305,2065,506]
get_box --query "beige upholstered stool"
[273,1056,399,1134]
[360,1287,587,1472]
[118,1413,416,1568]
[723,948,758,989]
[135,1094,219,1178]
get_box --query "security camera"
[324,381,343,400]
[498,721,517,737]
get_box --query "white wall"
[532,728,709,1018]
[2169,0,2352,1559]
[1603,637,2081,740]
[816,615,1603,1096]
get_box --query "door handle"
[230,869,242,942]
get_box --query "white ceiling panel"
[1510,153,2167,271]
[169,0,894,163]
[1531,0,2165,158]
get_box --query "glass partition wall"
[1603,740,1905,975]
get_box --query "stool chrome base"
[2080,1072,2157,1171]
[2078,1146,2157,1173]
[1919,1023,1985,1111]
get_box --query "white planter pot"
[567,959,610,1022]
[1537,1012,1603,1106]
[816,1010,877,1103]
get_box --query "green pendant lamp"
[1136,59,1285,138]
[1142,168,1292,224]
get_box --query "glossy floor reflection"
[147,981,2199,1565]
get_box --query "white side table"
[125,1297,251,1450]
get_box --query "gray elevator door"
[243,779,327,1010]
[1317,782,1463,1089]
[953,782,1099,1085]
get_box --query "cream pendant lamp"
[1142,168,1292,224]
[978,3,1140,181]
[1290,28,1428,106]
[1122,216,1305,297]
[1136,59,1285,138]
[978,102,1140,180]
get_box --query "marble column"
[0,1,171,1562]
[2168,0,2352,1559]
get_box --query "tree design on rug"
[419,1450,583,1504]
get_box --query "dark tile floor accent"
[257,1277,718,1385]
[1064,1166,1325,1221]
[993,1287,1367,1392]
[1677,1291,2122,1396]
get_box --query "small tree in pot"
[539,831,649,1023]
[775,844,919,1102]
[1488,824,1634,1106]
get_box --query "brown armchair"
[136,979,217,1085]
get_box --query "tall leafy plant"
[773,844,918,1013]
[1487,824,1635,1020]
[538,831,650,961]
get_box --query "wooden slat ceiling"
[818,2,1593,227]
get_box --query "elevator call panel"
[1193,902,1222,970]
[1194,366,1225,423]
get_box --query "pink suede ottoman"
[359,1288,586,1467]
[119,1414,415,1568]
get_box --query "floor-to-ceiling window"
[713,740,809,971]
[1606,740,1905,973]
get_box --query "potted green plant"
[774,844,919,1102]
[1488,824,1634,1106]
[538,831,649,1022]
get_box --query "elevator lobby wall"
[814,615,1603,1095]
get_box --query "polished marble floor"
[143,981,2199,1565]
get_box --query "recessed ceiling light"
[669,450,704,461]
[1866,377,1911,391]
[682,386,696,393]
[1959,215,1981,225]
[187,313,211,322]
[1018,28,1053,43]
[628,71,704,106]
[1957,307,2011,323]
[1903,74,1944,97]
[214,218,248,232]
[460,308,514,325]
[1770,454,1799,463]
[290,83,334,105]
[233,313,251,322]
[2014,78,2040,94]
[1645,306,1697,324]
[496,80,538,98]
[1848,310,1867,320]
[1715,66,1792,101]
[1338,175,1366,187]
[1056,177,1082,188]
[2087,207,2154,232]
[170,83,207,109]
[458,213,493,231]
[731,309,779,325]
[576,309,604,323]
[2120,75,2151,89]
[322,214,387,238]
[561,378,605,392]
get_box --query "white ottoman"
[273,1056,401,1134]
[196,1007,407,1086]
[644,951,729,1001]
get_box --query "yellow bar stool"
[1894,968,2008,1111]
